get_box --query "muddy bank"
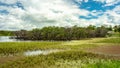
[86,45,120,57]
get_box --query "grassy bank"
[0,31,14,36]
[0,37,120,68]
[95,37,120,43]
[0,51,120,68]
[0,41,64,55]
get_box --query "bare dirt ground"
[0,56,23,64]
[86,45,120,59]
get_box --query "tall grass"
[0,41,64,55]
[84,60,120,68]
[0,51,120,68]
[0,37,120,55]
[0,37,120,68]
[0,42,97,55]
[111,32,120,37]
[96,37,120,43]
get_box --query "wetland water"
[0,36,64,56]
[0,36,30,42]
[24,49,63,56]
[0,36,17,42]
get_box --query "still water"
[0,36,31,42]
[0,36,17,42]
[0,36,65,56]
[24,49,64,56]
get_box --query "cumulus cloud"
[0,0,120,30]
[79,5,120,26]
[94,0,120,6]
[20,0,90,27]
[0,0,17,4]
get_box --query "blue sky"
[0,0,120,30]
[75,0,120,19]
[75,0,120,11]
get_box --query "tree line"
[14,25,111,41]
[113,25,120,32]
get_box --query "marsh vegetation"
[0,37,120,68]
[0,25,120,68]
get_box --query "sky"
[0,0,120,30]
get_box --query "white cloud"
[0,0,120,30]
[84,0,88,2]
[94,0,116,3]
[20,0,90,28]
[0,0,17,4]
[94,0,120,6]
[0,5,36,30]
[105,0,120,6]
[79,5,120,27]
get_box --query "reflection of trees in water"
[0,36,16,42]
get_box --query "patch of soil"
[0,56,23,64]
[86,45,120,58]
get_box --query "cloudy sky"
[0,0,120,30]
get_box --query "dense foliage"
[14,25,109,40]
[114,25,120,32]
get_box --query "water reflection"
[0,36,31,42]
[24,49,63,56]
[0,36,17,42]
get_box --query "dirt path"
[86,45,120,58]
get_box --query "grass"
[56,59,120,68]
[0,41,65,55]
[0,37,120,68]
[95,37,120,43]
[84,60,120,68]
[0,32,14,36]
[0,51,120,68]
[0,40,99,55]
[111,32,120,37]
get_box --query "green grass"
[0,51,120,68]
[56,59,120,68]
[0,41,65,55]
[111,32,120,37]
[0,31,14,36]
[96,37,120,43]
[0,42,97,55]
[0,37,120,68]
[84,60,120,68]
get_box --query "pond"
[24,49,64,56]
[0,36,31,42]
[0,36,17,42]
